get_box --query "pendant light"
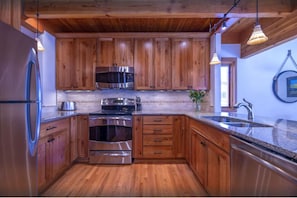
[36,0,45,51]
[210,52,221,65]
[247,0,268,45]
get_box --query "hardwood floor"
[42,163,207,197]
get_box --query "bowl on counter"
[60,101,76,111]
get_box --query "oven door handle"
[89,116,132,127]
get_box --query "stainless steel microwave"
[95,66,134,89]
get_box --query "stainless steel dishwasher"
[230,136,297,196]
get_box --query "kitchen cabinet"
[173,115,186,158]
[37,118,70,193]
[171,38,193,89]
[192,39,210,90]
[70,116,78,163]
[171,38,210,90]
[56,38,96,90]
[133,115,185,160]
[189,119,230,196]
[134,38,154,89]
[134,38,171,90]
[154,38,172,89]
[76,115,89,162]
[0,0,21,30]
[97,38,134,66]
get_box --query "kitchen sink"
[202,116,243,123]
[202,116,272,128]
[221,122,272,128]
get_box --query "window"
[220,58,237,111]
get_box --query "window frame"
[221,57,237,112]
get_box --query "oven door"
[89,116,132,164]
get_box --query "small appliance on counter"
[60,101,76,111]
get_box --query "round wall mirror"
[272,70,297,103]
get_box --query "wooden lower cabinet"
[133,115,185,160]
[76,115,89,162]
[189,119,230,196]
[37,118,70,193]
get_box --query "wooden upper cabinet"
[134,38,171,90]
[171,38,193,90]
[134,38,154,90]
[56,38,74,90]
[0,0,21,30]
[96,38,114,66]
[56,38,96,90]
[75,38,96,90]
[114,38,134,66]
[97,38,134,66]
[192,38,210,90]
[154,38,172,90]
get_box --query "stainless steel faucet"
[234,98,254,120]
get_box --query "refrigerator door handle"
[25,48,42,156]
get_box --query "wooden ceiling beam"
[24,0,293,19]
[241,9,297,58]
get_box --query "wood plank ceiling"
[23,0,297,58]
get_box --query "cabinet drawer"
[40,118,69,138]
[190,119,230,153]
[143,116,173,125]
[143,135,173,146]
[143,146,174,158]
[143,125,173,134]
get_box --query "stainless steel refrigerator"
[0,21,42,196]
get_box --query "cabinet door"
[190,128,207,186]
[134,38,154,90]
[173,116,185,158]
[56,38,74,89]
[70,116,78,163]
[77,115,89,161]
[154,38,172,89]
[75,38,96,90]
[114,38,134,66]
[206,141,230,196]
[171,38,193,90]
[37,137,47,193]
[97,38,115,66]
[51,129,70,178]
[192,38,210,90]
[133,116,143,158]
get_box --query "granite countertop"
[41,107,297,161]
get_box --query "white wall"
[222,39,297,120]
[39,32,56,106]
[21,27,57,107]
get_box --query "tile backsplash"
[56,89,212,112]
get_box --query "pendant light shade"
[247,24,268,45]
[210,52,221,65]
[247,0,268,45]
[36,0,45,51]
[36,37,45,51]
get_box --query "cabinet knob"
[200,141,206,146]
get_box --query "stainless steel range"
[89,98,136,164]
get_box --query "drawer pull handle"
[153,119,162,122]
[154,151,162,154]
[47,137,55,143]
[154,139,163,142]
[46,126,57,131]
[153,129,162,133]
